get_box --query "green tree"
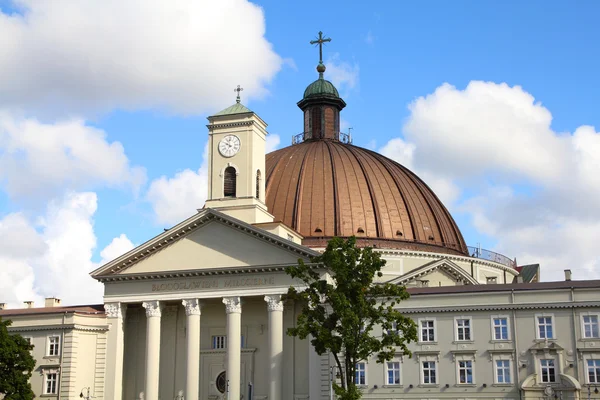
[286,236,418,400]
[0,317,36,400]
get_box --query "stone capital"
[182,298,202,316]
[142,300,163,318]
[222,296,242,314]
[264,294,284,312]
[104,302,125,319]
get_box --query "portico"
[92,208,320,400]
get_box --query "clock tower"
[204,87,275,224]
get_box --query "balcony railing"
[467,246,516,269]
[292,131,353,145]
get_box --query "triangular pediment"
[91,209,318,278]
[389,259,479,286]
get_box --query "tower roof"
[212,102,252,116]
[303,76,340,99]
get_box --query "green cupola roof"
[212,85,252,116]
[303,74,340,99]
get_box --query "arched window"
[255,170,261,200]
[224,166,236,197]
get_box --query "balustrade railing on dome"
[467,246,516,269]
[292,131,353,145]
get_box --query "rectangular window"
[537,316,554,339]
[48,336,60,356]
[458,360,473,384]
[355,363,366,385]
[422,361,437,384]
[456,318,472,341]
[588,359,600,383]
[583,315,600,338]
[212,335,226,349]
[540,359,556,383]
[44,373,58,394]
[387,322,398,336]
[420,320,435,342]
[386,361,401,385]
[496,360,511,383]
[493,317,509,340]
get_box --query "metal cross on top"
[234,85,243,103]
[310,31,331,64]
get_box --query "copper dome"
[265,140,468,255]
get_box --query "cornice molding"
[8,324,108,333]
[207,120,254,130]
[377,249,518,275]
[397,301,600,314]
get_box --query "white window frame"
[43,372,59,394]
[494,359,512,384]
[385,360,402,386]
[581,313,600,339]
[491,315,511,341]
[355,362,367,386]
[586,358,600,384]
[457,360,474,385]
[418,318,437,343]
[47,335,60,356]
[540,359,557,383]
[535,313,555,340]
[212,335,226,349]
[421,360,437,385]
[454,316,473,341]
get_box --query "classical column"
[182,299,201,400]
[104,302,126,400]
[265,295,284,400]
[223,297,242,400]
[142,301,163,400]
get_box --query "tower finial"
[234,85,244,103]
[310,31,331,78]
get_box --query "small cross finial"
[234,85,243,103]
[310,31,331,66]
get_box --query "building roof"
[212,101,252,116]
[406,279,600,296]
[303,77,340,99]
[265,141,468,254]
[515,263,540,283]
[0,304,105,317]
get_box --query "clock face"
[218,135,241,157]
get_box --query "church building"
[1,33,600,400]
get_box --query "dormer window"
[224,167,236,197]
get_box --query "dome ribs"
[335,145,377,237]
[349,146,389,238]
[354,148,407,239]
[264,142,468,255]
[324,141,340,237]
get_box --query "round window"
[216,371,227,394]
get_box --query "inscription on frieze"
[151,276,276,292]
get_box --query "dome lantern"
[297,31,347,143]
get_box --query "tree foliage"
[285,236,418,400]
[0,317,36,400]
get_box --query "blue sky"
[0,0,599,305]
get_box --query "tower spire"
[310,31,331,78]
[234,85,243,104]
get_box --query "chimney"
[0,303,6,310]
[564,269,572,281]
[45,297,61,308]
[24,301,34,308]
[516,276,524,283]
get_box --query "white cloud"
[325,53,359,92]
[0,192,133,307]
[266,134,281,153]
[0,112,145,200]
[382,81,600,281]
[0,0,282,118]
[147,145,208,226]
[100,234,135,264]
